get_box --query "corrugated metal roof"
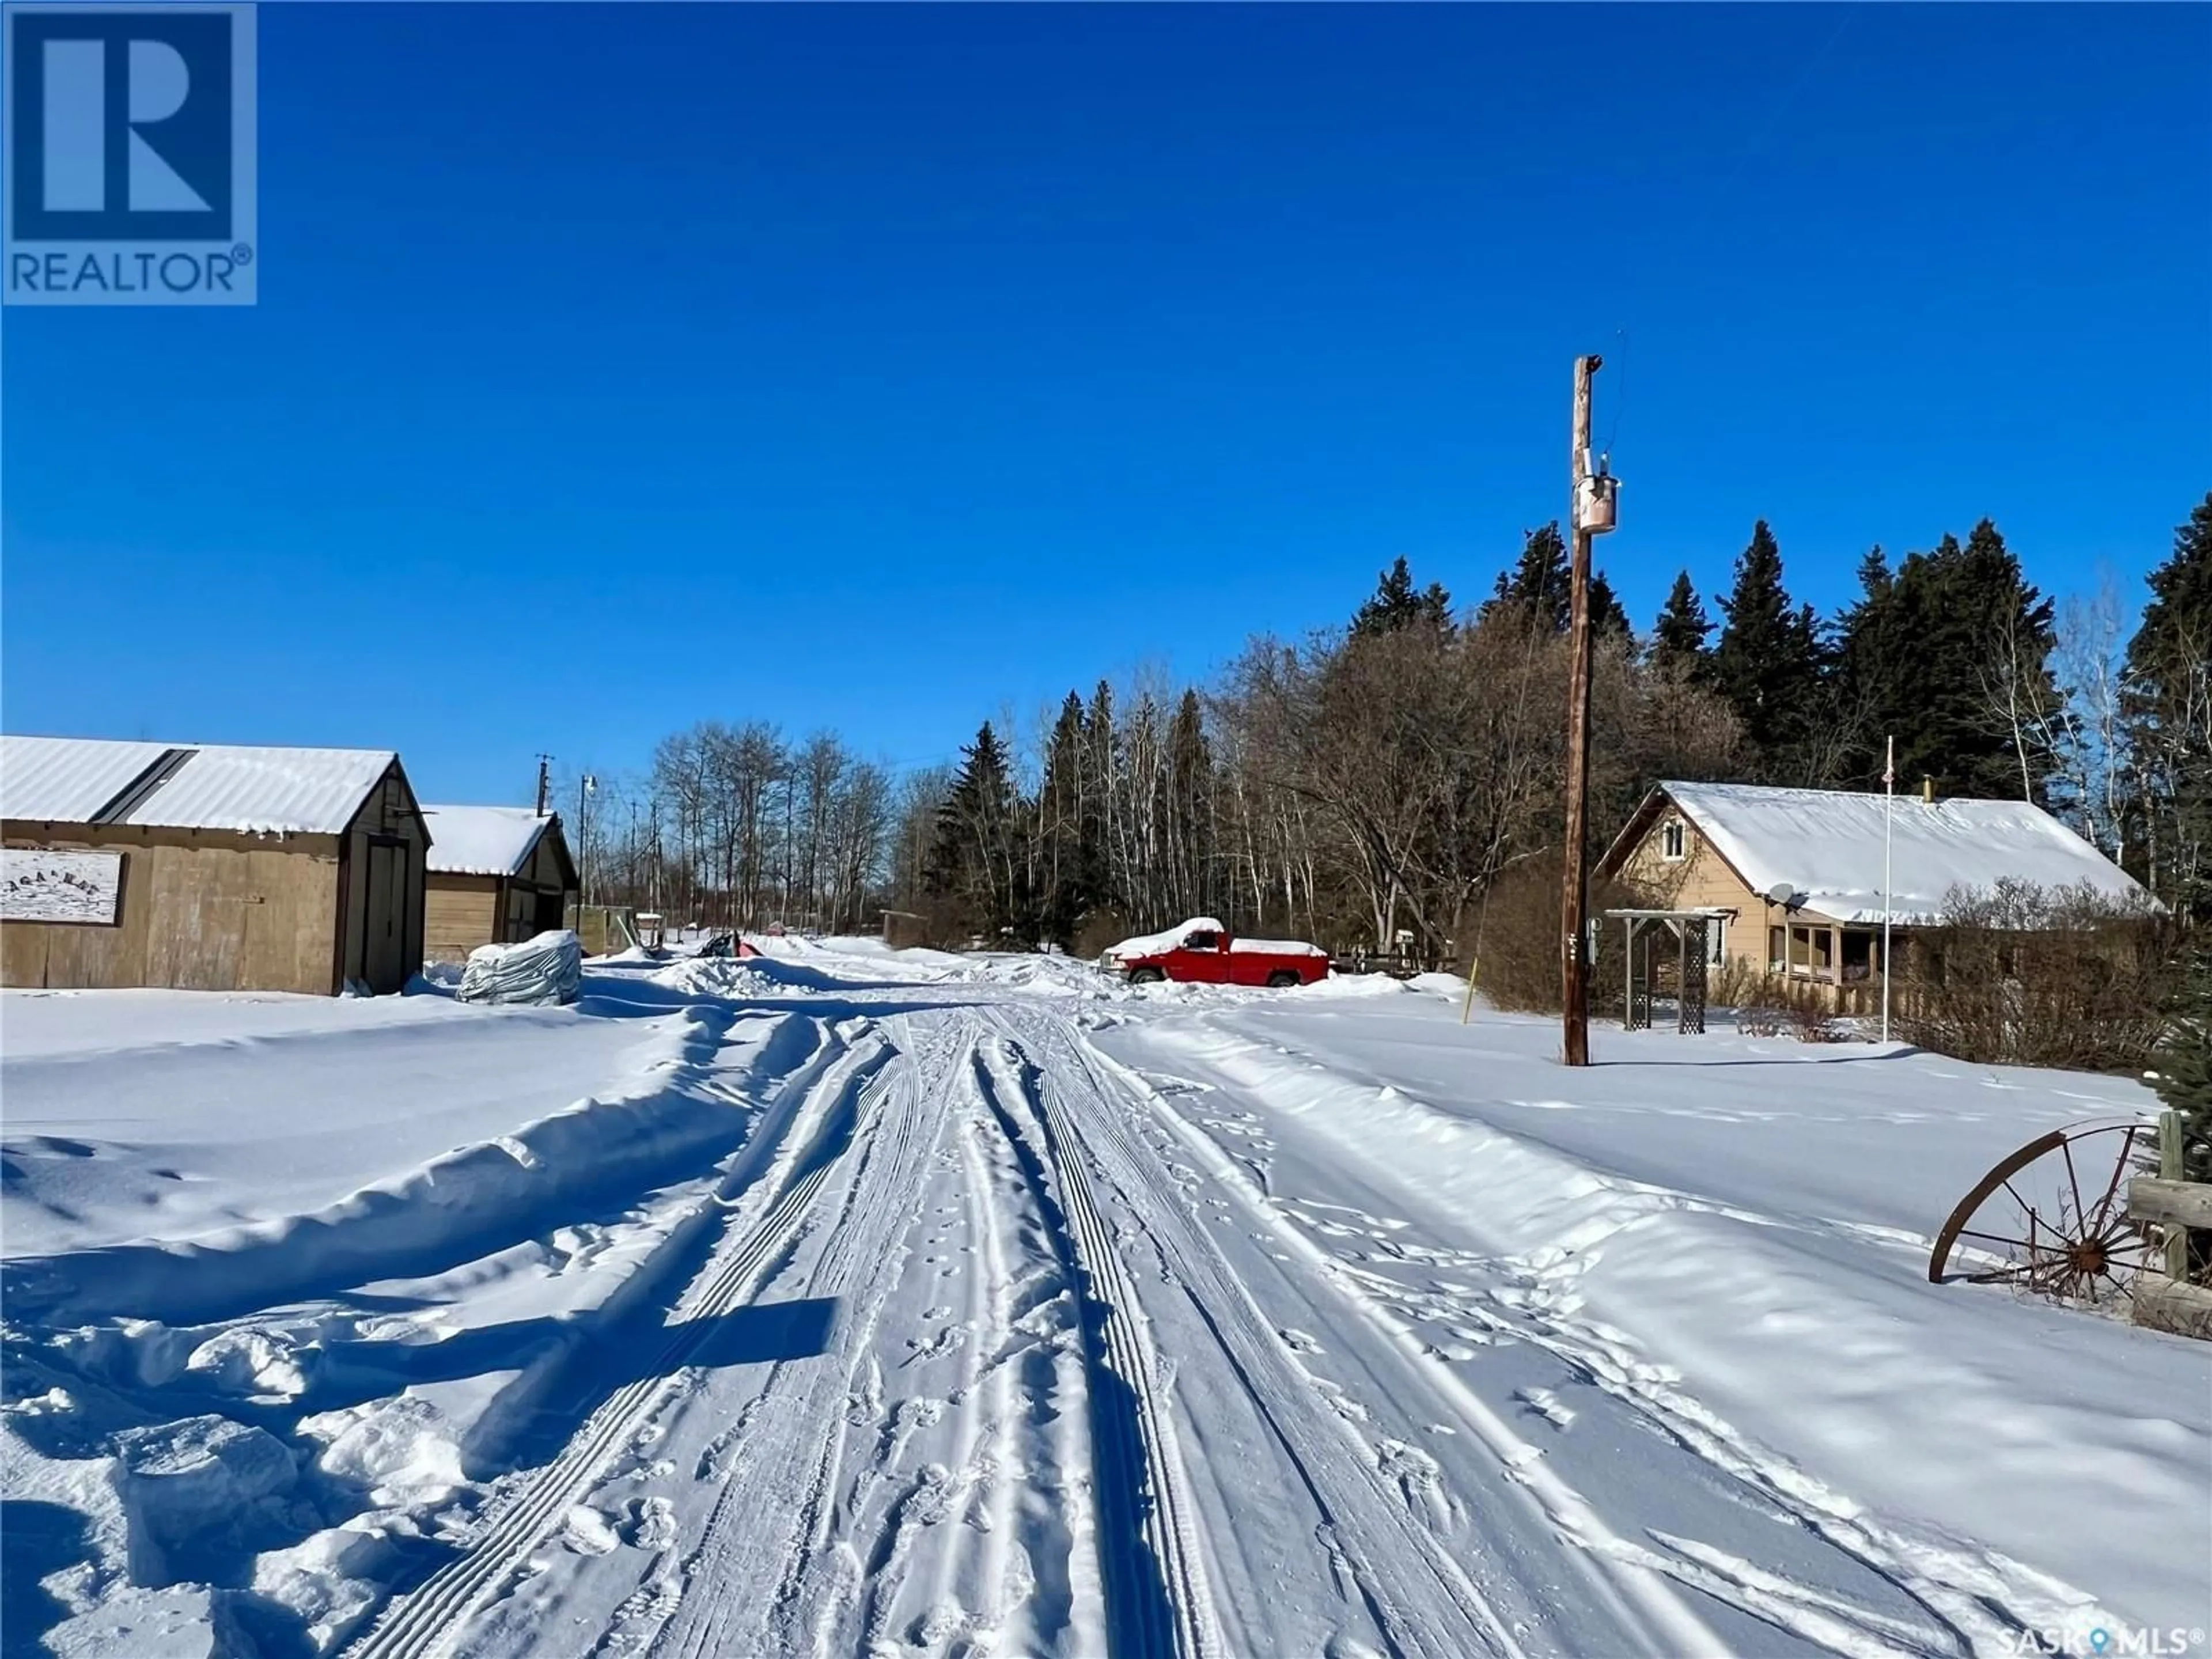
[422,805,551,876]
[1657,780,2150,924]
[0,734,400,836]
[0,737,175,823]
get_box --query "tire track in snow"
[1099,1036,1728,1655]
[1130,1029,2096,1657]
[834,1072,1074,1657]
[1024,1009,1681,1659]
[342,1025,898,1659]
[972,1036,1221,1659]
[646,1014,979,1659]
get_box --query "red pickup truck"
[1101,918,1331,988]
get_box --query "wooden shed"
[1,734,429,996]
[421,805,579,964]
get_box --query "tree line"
[565,492,2207,959]
[562,726,910,935]
[912,492,2211,956]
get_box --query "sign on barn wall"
[1,849,123,925]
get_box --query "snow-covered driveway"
[4,946,2207,1658]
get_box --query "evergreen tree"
[2154,945,2212,1185]
[1588,570,1633,642]
[1166,690,1215,919]
[1710,521,1826,771]
[1833,522,2058,801]
[923,722,1025,937]
[1830,548,1900,785]
[2123,491,2212,916]
[1082,680,1120,915]
[1352,556,1453,637]
[1479,523,1571,632]
[1649,569,1714,678]
[1036,692,1090,945]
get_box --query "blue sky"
[6,3,2207,805]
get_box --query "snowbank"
[1122,1003,2211,1634]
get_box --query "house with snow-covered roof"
[1594,779,2150,1000]
[0,734,430,995]
[422,804,578,964]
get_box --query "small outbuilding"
[881,908,930,950]
[1,734,430,995]
[421,805,579,964]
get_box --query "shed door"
[365,839,406,993]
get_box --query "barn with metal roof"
[421,804,577,964]
[0,735,431,995]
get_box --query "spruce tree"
[1082,680,1120,916]
[1479,523,1571,632]
[1353,557,1453,637]
[1649,569,1713,676]
[1830,524,2059,801]
[1710,521,1825,772]
[2154,945,2212,1185]
[2124,492,2212,916]
[1831,548,1900,787]
[1166,690,1215,918]
[923,722,1024,938]
[1036,692,1090,945]
[1588,570,1633,642]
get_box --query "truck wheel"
[1265,970,1301,988]
[1128,967,1166,984]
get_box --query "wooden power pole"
[1560,353,1603,1067]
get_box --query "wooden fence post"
[2162,1108,2189,1281]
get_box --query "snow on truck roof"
[1107,918,1327,957]
[0,734,402,837]
[1632,779,2148,925]
[423,804,554,876]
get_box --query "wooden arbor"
[1608,909,1727,1035]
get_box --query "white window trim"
[1660,819,1687,863]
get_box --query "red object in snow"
[1104,918,1330,988]
[736,938,762,959]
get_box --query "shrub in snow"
[1891,880,2185,1072]
[1457,862,1640,1016]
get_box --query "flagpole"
[1881,735,1894,1045]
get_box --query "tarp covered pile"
[457,929,582,1006]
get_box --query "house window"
[1660,820,1686,862]
[1706,918,1727,966]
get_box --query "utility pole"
[535,755,552,817]
[1560,353,1603,1067]
[1881,734,1895,1044]
[577,773,597,907]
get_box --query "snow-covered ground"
[3,944,2206,1659]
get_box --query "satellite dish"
[1765,882,1797,907]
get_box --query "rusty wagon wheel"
[1927,1120,2160,1301]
